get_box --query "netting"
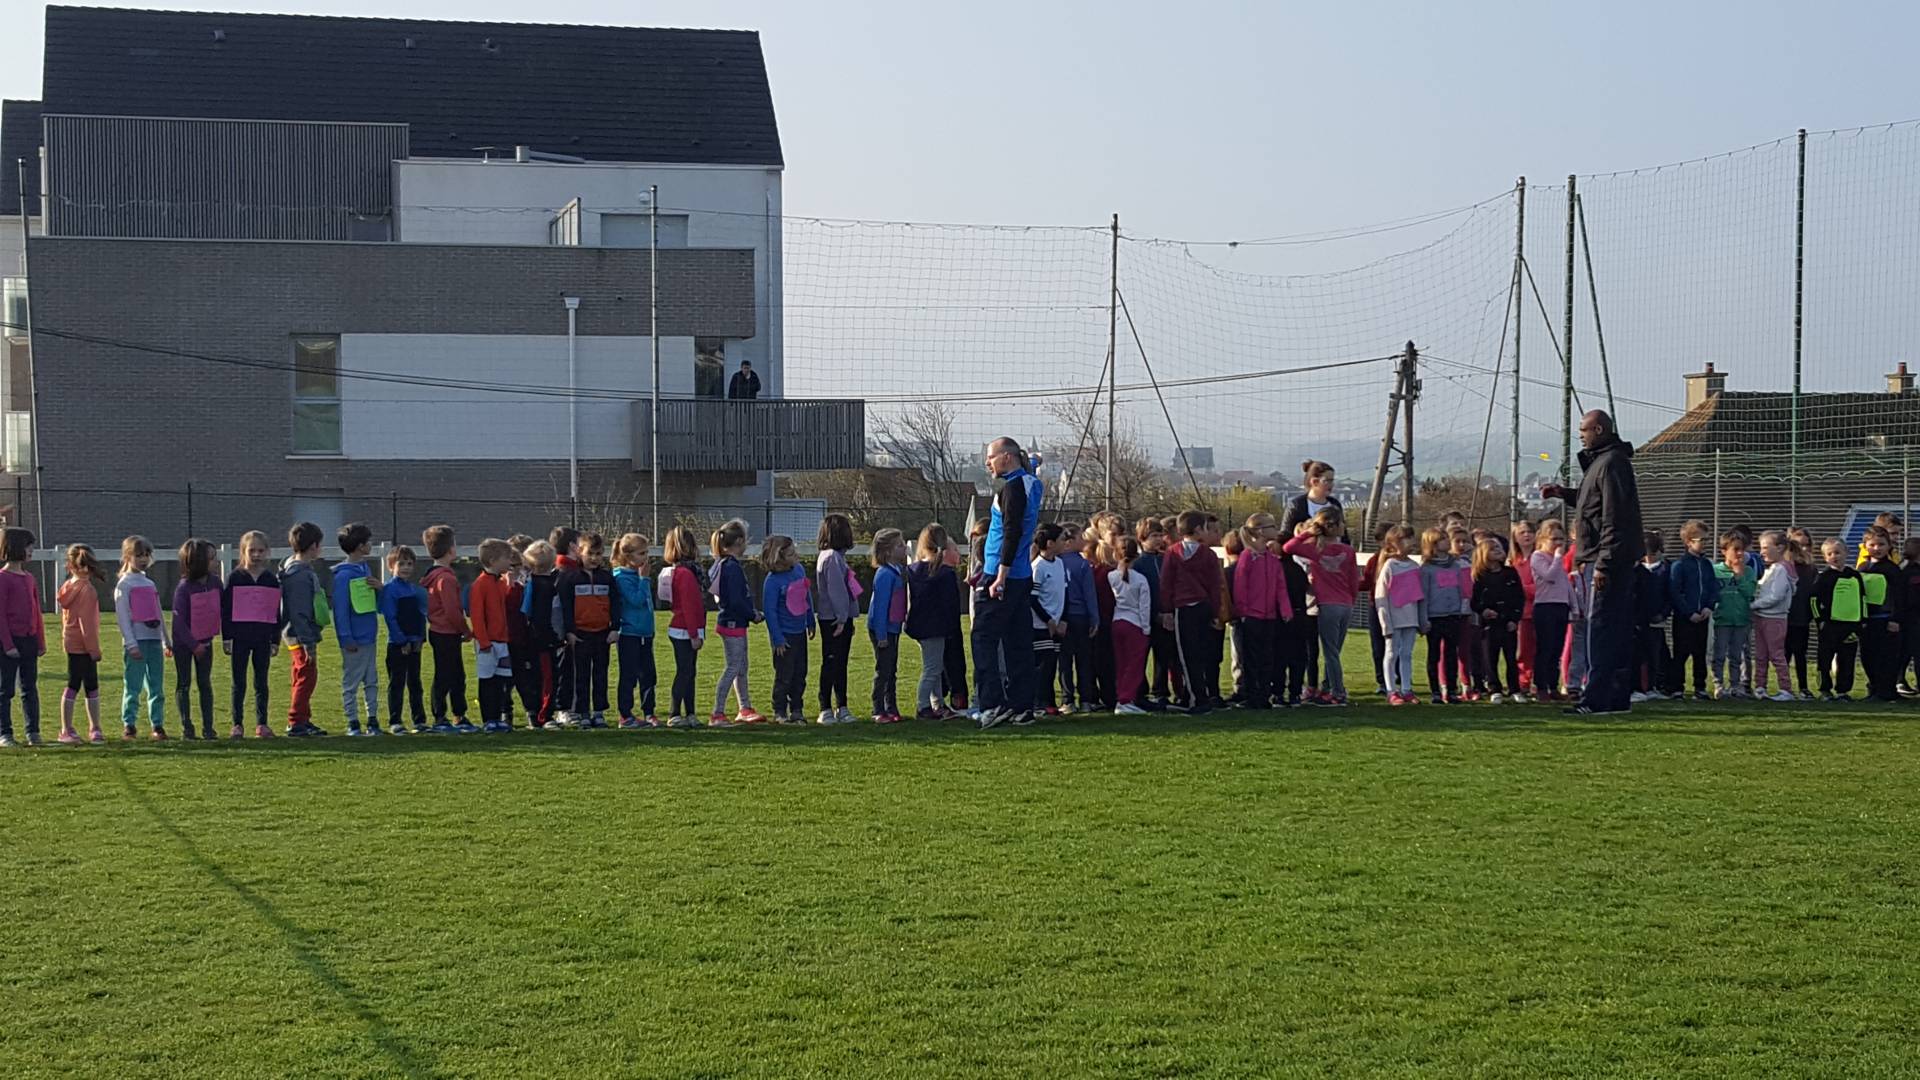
[1510,121,1920,540]
[783,199,1518,521]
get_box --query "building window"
[695,338,726,399]
[292,335,342,455]
[599,213,689,249]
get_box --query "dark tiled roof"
[1643,391,1920,456]
[0,100,42,209]
[37,6,782,167]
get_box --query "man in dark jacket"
[726,361,761,400]
[1548,410,1644,714]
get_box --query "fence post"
[1791,128,1806,527]
[1905,447,1911,535]
[390,490,399,545]
[217,543,232,582]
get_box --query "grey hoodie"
[1420,553,1471,619]
[280,556,332,647]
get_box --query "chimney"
[1889,361,1915,396]
[1684,362,1726,411]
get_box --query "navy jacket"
[1059,551,1099,627]
[1667,552,1721,617]
[905,561,959,641]
[1633,560,1670,627]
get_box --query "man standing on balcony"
[975,437,1044,728]
[727,360,761,400]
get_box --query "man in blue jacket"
[975,437,1043,728]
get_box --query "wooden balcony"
[632,398,866,472]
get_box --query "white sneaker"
[1768,689,1796,702]
[1645,690,1668,701]
[667,715,700,729]
[1114,703,1146,715]
[1488,693,1504,705]
[1059,702,1077,715]
[816,710,836,726]
[1629,691,1648,703]
[836,706,855,725]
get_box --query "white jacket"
[1752,561,1795,619]
[1030,555,1066,629]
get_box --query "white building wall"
[0,217,38,278]
[339,332,694,460]
[391,159,783,396]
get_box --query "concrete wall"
[392,159,784,395]
[26,236,760,543]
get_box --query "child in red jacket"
[1159,510,1223,713]
[421,524,472,732]
[663,525,709,728]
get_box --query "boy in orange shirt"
[421,525,472,733]
[469,538,516,732]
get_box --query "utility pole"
[1106,213,1118,511]
[1402,341,1419,526]
[1510,178,1525,523]
[1561,175,1576,523]
[649,183,660,545]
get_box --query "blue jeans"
[972,577,1035,713]
[0,649,40,738]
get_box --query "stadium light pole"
[564,296,580,528]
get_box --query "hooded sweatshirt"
[279,557,331,648]
[613,566,656,638]
[379,572,428,646]
[762,564,814,646]
[1160,539,1222,610]
[1281,534,1360,608]
[1231,545,1292,622]
[116,569,169,651]
[57,576,103,658]
[1374,556,1428,632]
[1752,560,1795,620]
[331,559,381,647]
[1420,552,1471,619]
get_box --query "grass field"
[3,615,1918,1077]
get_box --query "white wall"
[391,159,783,396]
[340,332,694,460]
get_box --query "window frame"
[290,334,344,457]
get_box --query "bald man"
[1548,410,1644,715]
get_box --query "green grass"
[3,615,1918,1077]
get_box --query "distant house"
[1175,446,1215,471]
[1636,362,1920,540]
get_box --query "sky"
[6,1,1919,478]
[7,0,1915,236]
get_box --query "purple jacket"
[172,578,223,651]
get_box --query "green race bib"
[349,576,378,615]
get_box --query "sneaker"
[0,734,14,748]
[88,727,104,745]
[915,707,942,721]
[228,724,244,740]
[201,724,216,740]
[836,706,856,725]
[363,724,383,736]
[775,712,804,726]
[56,728,79,745]
[1768,689,1796,703]
[430,721,455,735]
[1430,693,1445,706]
[735,709,765,725]
[254,724,274,739]
[1143,697,1169,712]
[180,724,198,741]
[585,714,609,729]
[1692,690,1711,702]
[455,721,478,734]
[1629,691,1649,704]
[388,723,408,736]
[642,715,661,727]
[1115,702,1147,715]
[1799,690,1817,702]
[411,721,430,735]
[977,707,1010,730]
[1009,710,1037,726]
[283,723,317,738]
[709,712,735,728]
[1489,693,1505,705]
[618,716,643,730]
[1374,685,1389,699]
[1187,703,1213,717]
[345,724,368,737]
[1058,702,1077,716]
[817,710,837,726]
[874,712,901,724]
[150,727,172,741]
[667,715,701,729]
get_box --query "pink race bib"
[231,586,280,623]
[785,578,810,617]
[126,585,160,623]
[1387,570,1425,607]
[190,589,220,636]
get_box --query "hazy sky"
[5,0,1916,237]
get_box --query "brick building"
[6,7,863,543]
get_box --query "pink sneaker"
[709,712,737,728]
[87,727,104,745]
[735,709,766,724]
[56,728,79,745]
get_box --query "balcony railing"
[632,398,865,472]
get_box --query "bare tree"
[871,400,967,521]
[1044,400,1177,518]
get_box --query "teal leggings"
[122,644,167,730]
